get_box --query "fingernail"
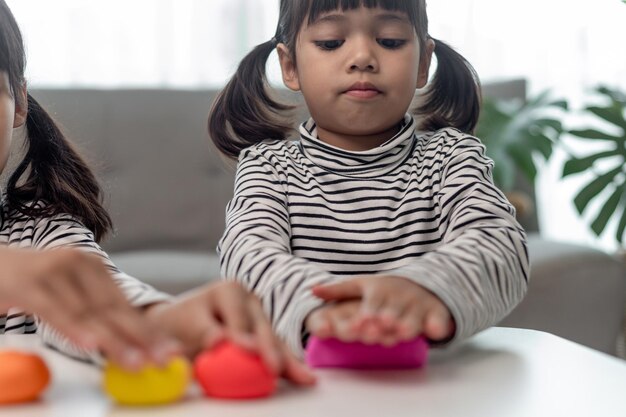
[151,340,180,365]
[122,349,144,369]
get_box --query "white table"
[1,327,625,417]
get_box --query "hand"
[305,299,362,342]
[144,281,316,386]
[0,247,180,370]
[310,275,455,346]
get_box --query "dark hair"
[209,0,481,159]
[0,0,112,242]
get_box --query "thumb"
[312,280,363,301]
[423,309,454,342]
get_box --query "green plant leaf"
[533,133,556,160]
[568,128,622,141]
[573,165,624,214]
[534,118,564,133]
[491,151,517,192]
[586,106,626,130]
[562,149,618,176]
[509,143,537,183]
[476,92,565,191]
[616,201,626,245]
[548,100,568,110]
[590,184,624,236]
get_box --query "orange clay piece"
[0,350,51,405]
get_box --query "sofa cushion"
[110,251,221,295]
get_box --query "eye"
[314,40,345,51]
[377,39,406,49]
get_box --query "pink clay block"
[305,336,429,369]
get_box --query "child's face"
[278,7,434,144]
[0,72,26,174]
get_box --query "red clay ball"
[193,341,277,399]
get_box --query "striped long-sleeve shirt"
[219,115,529,356]
[0,200,171,362]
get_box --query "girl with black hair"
[0,0,314,385]
[210,0,529,356]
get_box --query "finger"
[24,287,99,349]
[101,308,181,366]
[355,287,386,328]
[423,308,454,342]
[84,317,147,370]
[75,256,179,363]
[396,305,425,340]
[248,298,281,373]
[200,314,226,351]
[380,327,401,347]
[332,302,360,342]
[279,344,317,386]
[359,320,386,345]
[210,283,256,347]
[305,308,334,339]
[334,316,358,343]
[376,300,405,331]
[312,280,363,301]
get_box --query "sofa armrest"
[499,233,626,356]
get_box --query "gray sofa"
[9,83,623,356]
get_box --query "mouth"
[343,81,382,99]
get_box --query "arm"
[219,148,337,356]
[387,132,530,342]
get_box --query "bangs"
[304,0,419,27]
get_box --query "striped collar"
[298,114,417,178]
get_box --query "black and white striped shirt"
[219,115,529,356]
[0,201,170,361]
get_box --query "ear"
[13,84,27,128]
[277,43,300,92]
[416,38,435,89]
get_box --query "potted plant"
[561,86,626,246]
[475,91,568,221]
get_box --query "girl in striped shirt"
[209,0,530,356]
[0,0,314,384]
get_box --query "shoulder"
[236,139,301,178]
[239,139,299,163]
[1,201,96,250]
[421,127,485,154]
[415,127,489,168]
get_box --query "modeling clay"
[194,341,277,399]
[305,336,429,369]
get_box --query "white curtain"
[9,0,626,251]
[8,0,278,87]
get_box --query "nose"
[347,38,378,73]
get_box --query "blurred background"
[9,0,626,253]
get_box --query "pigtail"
[415,38,481,134]
[208,39,294,159]
[5,94,112,242]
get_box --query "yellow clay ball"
[103,357,191,406]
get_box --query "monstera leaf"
[562,86,626,244]
[476,92,567,192]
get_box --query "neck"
[315,123,401,151]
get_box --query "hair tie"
[270,37,279,46]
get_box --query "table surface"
[1,327,625,417]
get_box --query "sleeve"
[218,148,338,357]
[387,132,530,344]
[32,215,172,364]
